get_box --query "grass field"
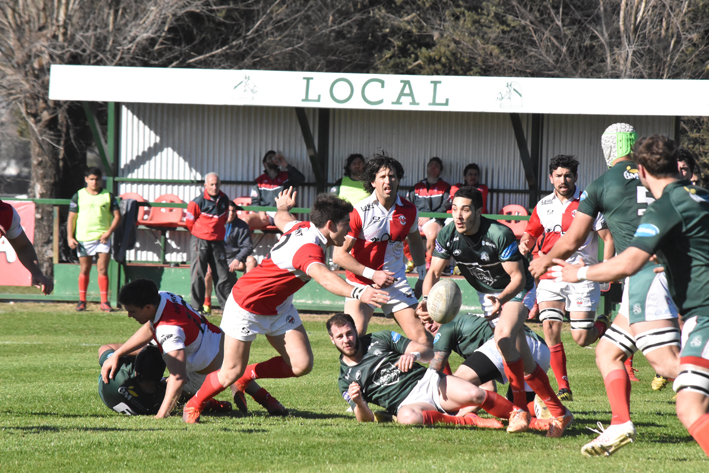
[0,302,706,472]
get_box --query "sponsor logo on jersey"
[580,191,588,201]
[634,223,660,237]
[687,189,709,203]
[435,240,445,253]
[159,334,174,345]
[690,335,703,348]
[571,210,577,218]
[480,251,490,262]
[391,331,401,342]
[546,208,554,215]
[624,166,639,180]
[540,197,554,205]
[500,242,518,260]
[372,363,400,387]
[453,249,461,256]
[355,370,362,381]
[633,304,642,315]
[398,215,406,225]
[433,333,441,344]
[482,240,496,248]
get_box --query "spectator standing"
[67,167,120,311]
[186,172,235,312]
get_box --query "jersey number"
[636,187,655,216]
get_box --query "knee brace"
[602,324,638,357]
[539,308,564,323]
[570,317,595,331]
[635,327,681,355]
[673,369,709,396]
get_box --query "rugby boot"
[374,411,394,423]
[581,421,637,457]
[259,393,289,417]
[529,417,553,431]
[651,374,670,391]
[557,388,573,402]
[75,301,87,312]
[232,389,248,414]
[182,404,204,424]
[624,357,640,382]
[464,413,504,429]
[507,408,531,433]
[546,409,574,438]
[204,399,232,413]
[100,302,113,313]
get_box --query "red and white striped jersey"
[232,221,326,315]
[150,291,222,373]
[346,193,418,285]
[0,200,22,239]
[525,187,607,279]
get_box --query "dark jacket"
[225,217,253,264]
[186,189,230,241]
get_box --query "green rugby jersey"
[98,350,164,415]
[628,181,709,320]
[433,218,533,294]
[577,160,653,255]
[433,313,544,358]
[338,331,428,414]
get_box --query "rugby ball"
[427,279,462,324]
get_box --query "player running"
[530,124,680,456]
[552,135,709,458]
[327,313,513,428]
[416,185,572,437]
[333,153,430,346]
[519,154,614,401]
[182,188,389,423]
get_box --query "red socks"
[480,390,516,419]
[604,368,631,425]
[503,357,528,410]
[442,362,453,376]
[98,275,108,303]
[235,357,296,391]
[185,371,227,409]
[689,413,709,457]
[525,364,566,417]
[594,320,608,338]
[78,274,89,302]
[549,343,570,391]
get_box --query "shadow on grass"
[0,410,116,418]
[234,409,351,420]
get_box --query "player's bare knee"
[396,408,422,425]
[571,330,594,347]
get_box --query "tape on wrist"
[362,267,376,280]
[350,286,365,300]
[577,266,589,281]
[422,295,428,302]
[410,351,421,361]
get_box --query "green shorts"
[620,264,678,325]
[680,316,709,367]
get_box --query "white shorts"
[477,288,535,327]
[475,335,550,391]
[618,270,679,324]
[346,276,418,317]
[536,278,600,312]
[182,370,208,397]
[220,293,302,342]
[77,239,110,257]
[398,368,444,413]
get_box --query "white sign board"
[49,65,709,116]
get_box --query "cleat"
[233,390,248,414]
[202,305,212,315]
[204,399,232,413]
[374,411,394,423]
[581,421,636,457]
[261,394,289,417]
[75,301,87,312]
[100,302,113,313]
[453,265,461,276]
[651,374,670,391]
[529,417,553,431]
[464,413,504,429]
[182,405,203,424]
[557,388,573,402]
[533,394,552,420]
[624,357,639,382]
[507,408,531,433]
[546,409,574,438]
[406,259,415,273]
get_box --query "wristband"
[350,286,365,300]
[416,264,427,280]
[577,266,589,281]
[422,295,428,302]
[410,351,421,361]
[362,267,376,280]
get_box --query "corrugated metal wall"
[118,103,674,263]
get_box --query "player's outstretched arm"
[332,237,396,288]
[348,382,375,422]
[8,230,53,295]
[428,350,450,373]
[396,340,434,372]
[552,246,651,283]
[155,349,187,419]
[273,186,297,232]
[307,263,390,307]
[406,230,427,278]
[416,256,447,322]
[529,212,594,278]
[101,323,153,383]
